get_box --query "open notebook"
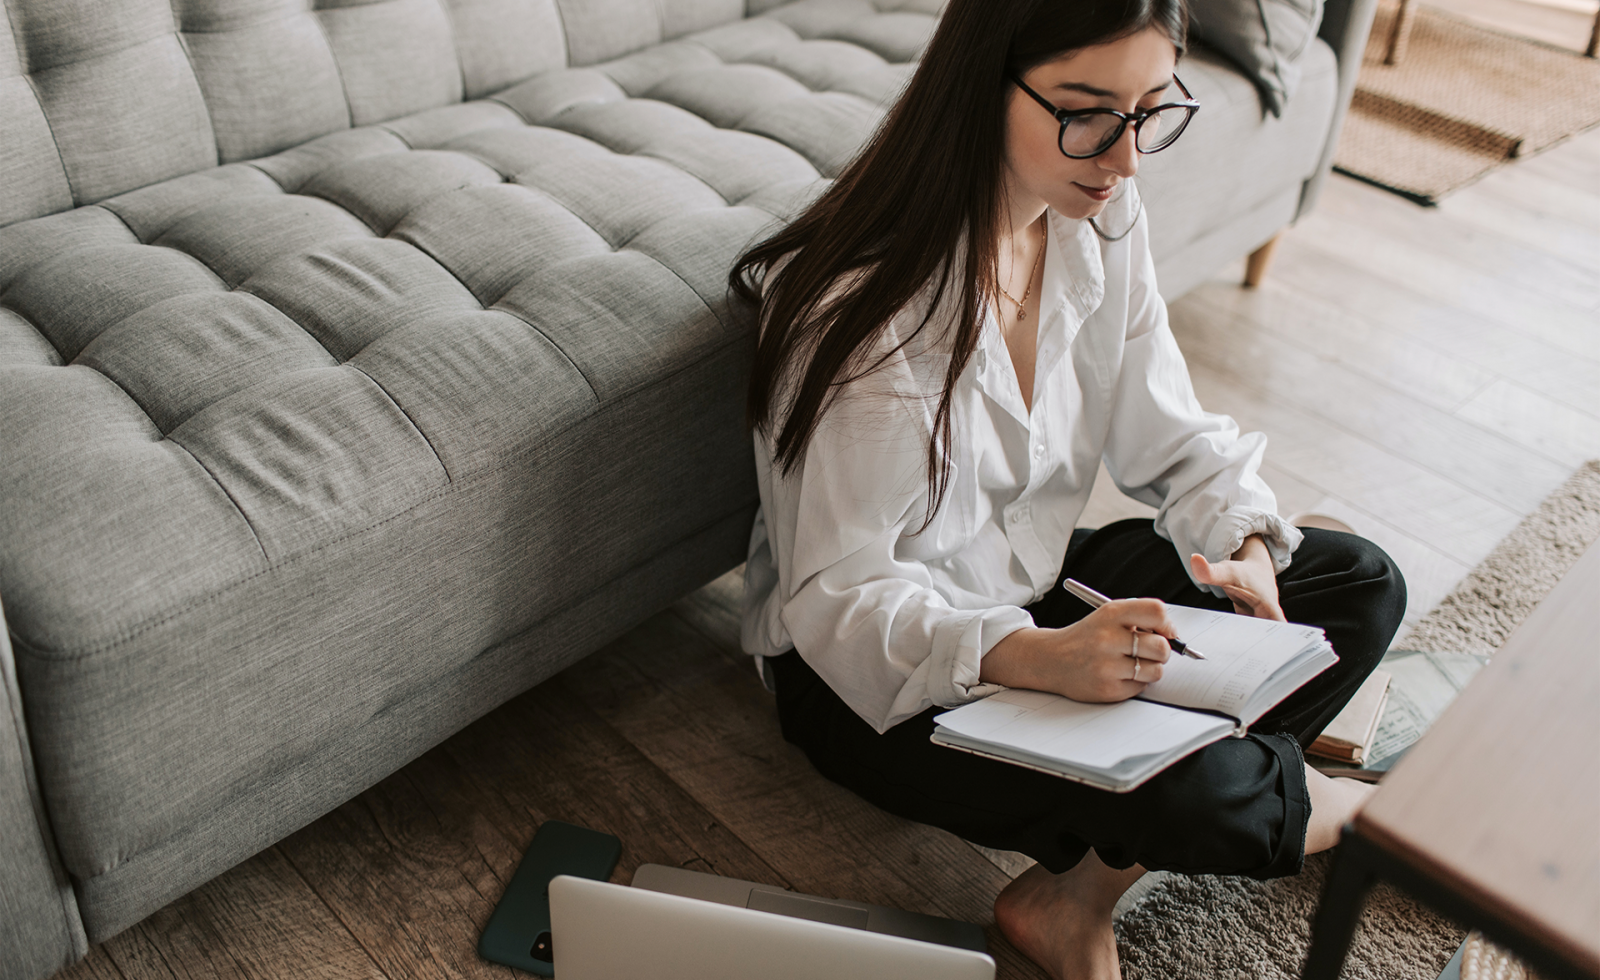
[930,606,1337,792]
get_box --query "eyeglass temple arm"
[1009,74,1063,116]
[1171,73,1197,104]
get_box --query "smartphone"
[478,820,623,975]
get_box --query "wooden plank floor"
[1431,0,1599,54]
[58,129,1599,980]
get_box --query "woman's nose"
[1099,125,1139,179]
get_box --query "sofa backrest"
[0,0,750,228]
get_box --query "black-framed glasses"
[1011,74,1199,159]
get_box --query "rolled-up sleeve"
[1100,218,1302,596]
[767,379,1029,734]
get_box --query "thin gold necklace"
[997,219,1045,321]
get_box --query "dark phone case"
[478,821,622,976]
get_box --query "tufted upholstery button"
[391,181,612,304]
[627,206,785,322]
[101,165,285,243]
[0,363,267,643]
[166,365,450,560]
[0,1,942,600]
[507,139,730,246]
[740,90,886,177]
[251,127,412,193]
[597,40,724,97]
[740,38,892,91]
[826,12,941,63]
[0,206,134,289]
[75,292,338,433]
[6,244,225,362]
[645,64,814,131]
[494,249,726,402]
[0,1,952,938]
[349,308,597,476]
[380,100,528,150]
[679,16,798,61]
[240,238,485,363]
[301,150,508,235]
[154,195,376,287]
[0,307,63,366]
[489,68,629,125]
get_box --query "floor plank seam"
[274,840,396,980]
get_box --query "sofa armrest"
[1297,0,1380,217]
[0,596,85,980]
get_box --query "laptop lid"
[548,875,996,980]
[630,862,989,952]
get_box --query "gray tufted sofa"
[0,0,1375,976]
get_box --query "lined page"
[1140,607,1324,717]
[934,689,1230,768]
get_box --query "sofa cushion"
[0,1,940,937]
[1187,0,1326,116]
[1138,38,1338,264]
[0,0,780,227]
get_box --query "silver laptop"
[548,864,996,980]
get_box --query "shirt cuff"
[925,605,1034,708]
[1202,509,1303,581]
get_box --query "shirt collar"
[973,207,1108,422]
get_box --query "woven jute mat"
[1114,461,1600,980]
[1333,0,1600,203]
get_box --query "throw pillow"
[1186,0,1325,117]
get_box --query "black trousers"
[771,519,1407,880]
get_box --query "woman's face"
[1004,27,1180,222]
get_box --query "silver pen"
[1061,578,1206,660]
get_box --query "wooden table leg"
[1586,5,1597,57]
[1302,829,1378,980]
[1384,0,1418,65]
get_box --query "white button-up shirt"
[740,190,1302,734]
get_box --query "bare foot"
[993,853,1143,980]
[1305,765,1380,854]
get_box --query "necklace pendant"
[1018,310,1027,321]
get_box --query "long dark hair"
[731,0,1186,526]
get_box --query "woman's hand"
[1189,534,1285,621]
[980,599,1177,703]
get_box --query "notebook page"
[934,689,1230,768]
[1139,606,1325,718]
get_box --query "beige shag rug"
[1399,460,1600,657]
[1334,0,1600,203]
[1114,460,1600,980]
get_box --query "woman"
[729,1,1406,977]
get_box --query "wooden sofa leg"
[1244,233,1282,288]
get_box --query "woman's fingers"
[1126,628,1170,669]
[1104,625,1165,693]
[1065,600,1186,701]
[1100,598,1177,643]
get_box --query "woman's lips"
[1075,182,1115,202]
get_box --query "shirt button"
[1034,445,1045,459]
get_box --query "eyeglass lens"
[1059,104,1193,157]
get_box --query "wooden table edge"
[1352,814,1600,978]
